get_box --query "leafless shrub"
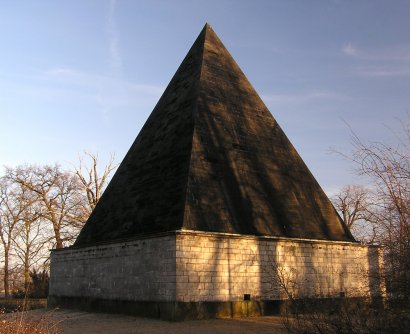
[333,119,410,304]
[0,308,62,334]
[273,263,409,334]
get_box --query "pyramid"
[75,23,353,246]
[50,24,385,320]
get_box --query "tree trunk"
[54,225,63,249]
[24,246,30,294]
[3,248,10,299]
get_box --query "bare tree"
[12,201,51,293]
[0,177,35,298]
[331,185,376,242]
[73,152,117,215]
[0,155,116,294]
[344,122,410,301]
[332,185,368,229]
[6,165,87,249]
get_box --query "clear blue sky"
[1,0,409,194]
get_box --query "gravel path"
[29,309,287,334]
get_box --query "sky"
[1,0,409,195]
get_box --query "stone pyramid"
[75,24,353,246]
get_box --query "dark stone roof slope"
[75,24,354,246]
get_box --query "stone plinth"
[49,230,385,320]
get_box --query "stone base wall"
[49,230,385,318]
[175,231,385,302]
[49,234,176,302]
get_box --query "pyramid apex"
[202,22,215,34]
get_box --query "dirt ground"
[29,309,288,334]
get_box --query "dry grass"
[281,303,410,334]
[0,308,62,334]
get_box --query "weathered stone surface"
[174,231,385,302]
[74,23,353,246]
[50,235,176,302]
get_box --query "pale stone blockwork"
[175,231,385,302]
[49,231,384,305]
[49,235,176,302]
